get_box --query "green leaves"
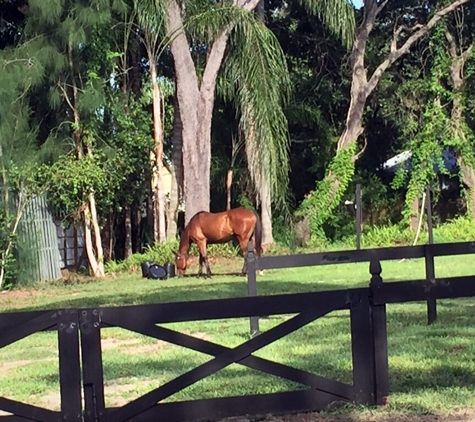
[297,142,357,234]
[219,15,291,211]
[299,0,355,49]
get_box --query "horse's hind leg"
[237,237,249,275]
[197,255,204,278]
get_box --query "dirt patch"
[0,289,37,302]
[0,359,34,373]
[101,337,142,350]
[0,357,56,375]
[104,378,159,407]
[39,391,60,411]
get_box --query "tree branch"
[200,0,261,94]
[166,0,199,96]
[57,82,76,114]
[376,0,390,15]
[366,0,471,95]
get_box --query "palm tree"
[138,0,356,229]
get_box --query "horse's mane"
[178,224,191,254]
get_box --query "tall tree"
[445,7,475,215]
[167,0,356,225]
[134,0,167,243]
[24,0,127,277]
[299,0,471,233]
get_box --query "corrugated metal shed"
[18,195,62,282]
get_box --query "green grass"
[1,255,475,419]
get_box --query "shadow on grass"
[7,279,357,312]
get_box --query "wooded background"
[0,0,474,286]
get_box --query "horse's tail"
[252,211,263,257]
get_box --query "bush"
[433,216,475,243]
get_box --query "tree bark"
[149,54,167,243]
[255,0,273,246]
[166,0,261,225]
[410,196,419,231]
[260,177,274,246]
[167,94,183,239]
[101,213,113,262]
[445,30,475,215]
[307,0,471,218]
[123,203,132,259]
[226,169,233,211]
[132,204,142,253]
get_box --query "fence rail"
[246,240,475,334]
[254,241,475,270]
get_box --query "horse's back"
[188,207,256,243]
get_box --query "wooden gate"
[0,287,387,422]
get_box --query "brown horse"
[174,207,262,278]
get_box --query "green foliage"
[105,241,178,273]
[219,13,292,215]
[360,224,417,248]
[105,239,240,273]
[387,24,475,223]
[236,193,255,211]
[0,205,17,287]
[298,0,355,49]
[39,155,109,221]
[297,142,357,234]
[433,216,475,243]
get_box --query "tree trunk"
[254,0,273,246]
[226,169,233,211]
[260,177,274,246]
[167,94,183,239]
[133,204,142,253]
[445,30,475,216]
[85,148,105,277]
[304,0,471,224]
[101,213,113,262]
[148,47,167,243]
[124,203,132,259]
[166,0,261,225]
[410,196,419,231]
[64,41,104,278]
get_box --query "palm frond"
[299,0,355,48]
[221,17,291,212]
[133,0,168,50]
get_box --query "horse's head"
[173,251,189,276]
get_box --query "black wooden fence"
[246,240,475,335]
[1,241,475,422]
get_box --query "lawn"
[1,254,475,421]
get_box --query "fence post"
[425,186,437,325]
[80,309,106,422]
[356,184,362,250]
[247,241,260,337]
[369,259,389,405]
[58,309,82,421]
[350,289,375,405]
